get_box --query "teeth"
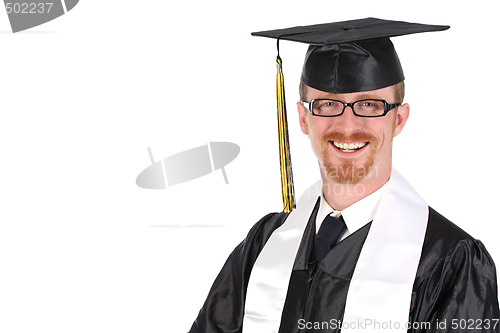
[332,141,367,152]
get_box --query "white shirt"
[315,182,388,241]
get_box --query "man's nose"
[333,105,361,133]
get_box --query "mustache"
[321,131,377,143]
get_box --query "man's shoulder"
[231,211,290,260]
[244,211,290,245]
[426,207,474,245]
[416,207,496,282]
[410,208,499,320]
[424,207,491,258]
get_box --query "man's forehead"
[306,85,396,101]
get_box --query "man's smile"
[329,140,369,154]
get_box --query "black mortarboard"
[250,18,449,212]
[252,18,450,93]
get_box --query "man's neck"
[321,166,391,211]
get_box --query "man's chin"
[323,164,374,185]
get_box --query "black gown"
[189,204,500,332]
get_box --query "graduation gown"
[188,206,499,332]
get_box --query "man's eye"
[323,101,342,107]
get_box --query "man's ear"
[297,102,309,135]
[393,103,410,137]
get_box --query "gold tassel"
[276,55,296,212]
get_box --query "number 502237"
[5,2,53,14]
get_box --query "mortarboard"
[251,18,449,212]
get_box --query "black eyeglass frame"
[301,99,401,118]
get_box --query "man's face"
[297,85,409,185]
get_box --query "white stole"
[243,169,428,332]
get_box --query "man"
[189,18,499,332]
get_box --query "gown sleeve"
[410,239,500,333]
[188,212,288,333]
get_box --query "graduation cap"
[251,18,449,212]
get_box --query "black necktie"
[315,214,346,262]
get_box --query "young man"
[189,18,499,333]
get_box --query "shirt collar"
[315,182,388,234]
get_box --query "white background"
[0,1,498,332]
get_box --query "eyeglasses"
[301,99,401,117]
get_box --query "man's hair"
[299,81,308,102]
[393,81,405,104]
[299,81,405,103]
